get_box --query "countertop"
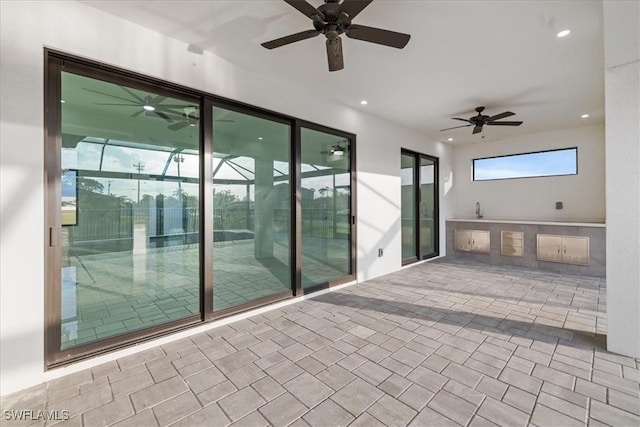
[446,219,606,228]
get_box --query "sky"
[474,149,577,181]
[62,141,349,202]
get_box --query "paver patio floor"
[2,259,639,426]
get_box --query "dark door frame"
[43,49,357,368]
[401,149,439,265]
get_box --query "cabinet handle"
[563,245,567,254]
[557,245,561,254]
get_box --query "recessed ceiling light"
[360,100,368,105]
[143,104,155,111]
[60,100,66,104]
[447,138,453,142]
[258,137,263,140]
[581,114,589,118]
[189,123,195,127]
[557,29,571,38]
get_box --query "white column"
[604,0,640,357]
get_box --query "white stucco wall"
[451,125,606,222]
[603,0,640,358]
[0,0,452,395]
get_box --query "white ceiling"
[84,0,604,145]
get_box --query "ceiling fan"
[440,107,523,135]
[167,108,235,131]
[261,0,411,71]
[83,87,188,122]
[320,140,348,156]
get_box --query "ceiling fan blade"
[95,103,141,106]
[168,121,189,131]
[121,87,145,103]
[339,0,373,20]
[327,37,344,72]
[440,124,471,131]
[131,110,144,118]
[451,118,471,123]
[284,0,324,20]
[345,24,410,49]
[262,29,321,49]
[154,111,173,122]
[487,111,515,122]
[486,121,523,126]
[152,95,167,105]
[156,104,191,109]
[83,88,137,104]
[472,125,483,134]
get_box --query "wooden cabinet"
[455,229,490,254]
[537,234,589,265]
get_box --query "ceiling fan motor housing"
[262,0,411,71]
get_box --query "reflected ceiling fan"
[320,140,348,156]
[83,87,188,122]
[261,0,411,71]
[167,108,235,131]
[440,107,523,135]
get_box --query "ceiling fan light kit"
[331,146,345,156]
[262,0,411,71]
[440,106,523,136]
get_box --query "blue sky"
[474,149,577,181]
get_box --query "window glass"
[211,107,292,311]
[301,128,352,287]
[473,148,577,181]
[59,71,200,349]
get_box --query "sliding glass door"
[401,150,439,264]
[45,52,356,367]
[300,127,353,289]
[211,106,292,312]
[50,65,202,360]
[420,157,437,256]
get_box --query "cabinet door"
[471,230,490,253]
[537,234,563,262]
[455,230,472,252]
[562,236,589,265]
[501,231,524,257]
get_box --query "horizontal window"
[473,148,577,181]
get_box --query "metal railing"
[68,207,349,248]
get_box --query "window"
[473,148,577,181]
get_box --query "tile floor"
[62,237,349,348]
[2,259,639,426]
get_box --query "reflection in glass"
[401,154,417,260]
[420,158,436,256]
[212,107,291,311]
[60,72,200,348]
[301,128,351,287]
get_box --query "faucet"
[475,202,483,219]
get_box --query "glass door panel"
[300,128,351,288]
[212,107,292,311]
[402,151,438,263]
[60,72,200,349]
[420,157,437,256]
[401,153,417,260]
